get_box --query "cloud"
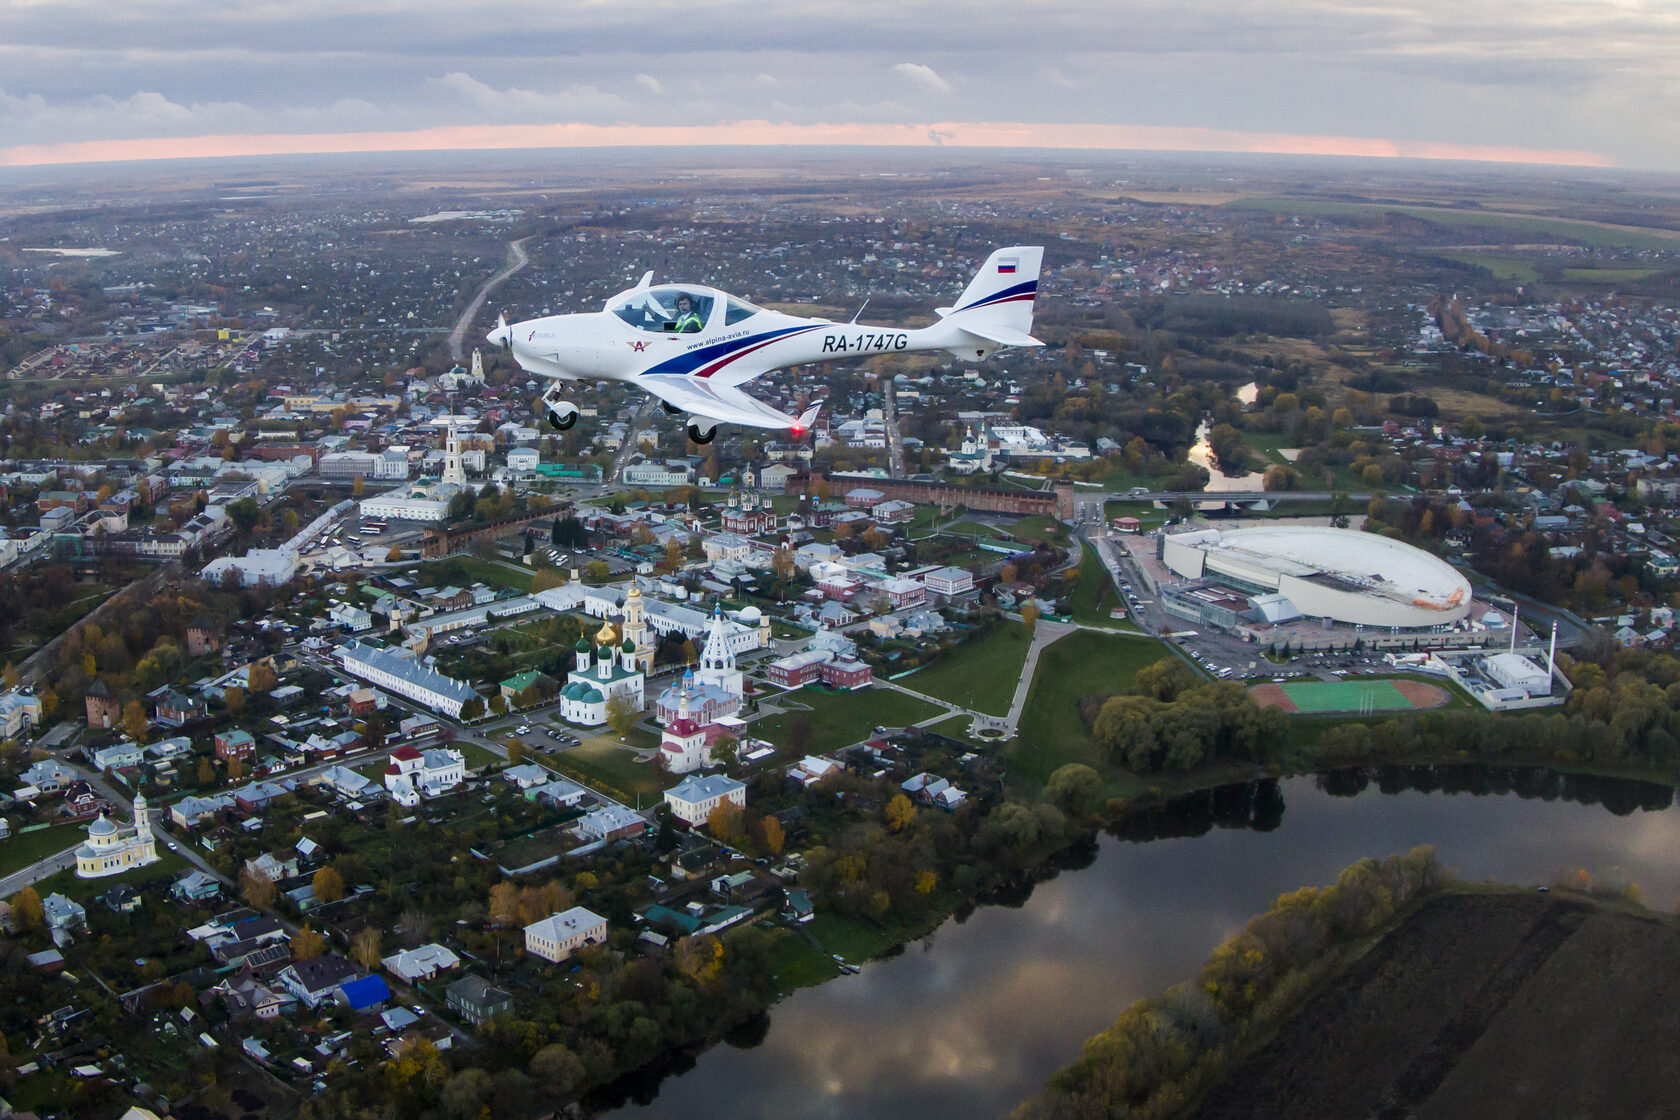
[892,62,951,95]
[424,72,628,121]
[633,73,663,95]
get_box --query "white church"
[75,794,160,879]
[654,605,744,727]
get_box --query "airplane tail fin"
[935,246,1044,357]
[791,400,823,436]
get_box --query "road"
[449,237,531,362]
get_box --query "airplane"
[487,245,1044,445]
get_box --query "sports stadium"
[1158,526,1474,631]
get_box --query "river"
[603,768,1680,1119]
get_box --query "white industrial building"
[1160,525,1473,630]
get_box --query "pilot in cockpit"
[672,294,704,333]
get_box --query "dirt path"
[448,236,531,362]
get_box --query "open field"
[1010,630,1169,791]
[754,687,944,756]
[1228,197,1680,251]
[0,822,86,878]
[1440,252,1542,283]
[898,621,1031,716]
[1188,890,1680,1119]
[1250,678,1448,714]
[554,739,666,800]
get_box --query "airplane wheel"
[662,402,683,416]
[548,409,577,431]
[687,423,717,445]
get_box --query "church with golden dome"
[559,615,647,726]
[75,794,159,879]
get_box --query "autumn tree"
[1046,763,1103,816]
[313,866,346,905]
[240,868,277,911]
[292,924,326,960]
[506,740,526,765]
[122,698,148,744]
[770,547,796,580]
[489,881,520,927]
[196,757,214,785]
[10,887,42,933]
[605,691,639,739]
[351,926,384,970]
[247,659,277,694]
[885,793,917,832]
[706,800,742,844]
[759,815,785,857]
[1020,601,1041,638]
[224,685,245,714]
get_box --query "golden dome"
[626,585,642,599]
[595,619,618,645]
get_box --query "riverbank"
[1015,880,1680,1120]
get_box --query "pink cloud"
[0,120,1611,169]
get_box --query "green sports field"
[1250,678,1448,714]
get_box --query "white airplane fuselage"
[491,246,1044,439]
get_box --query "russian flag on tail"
[997,258,1018,274]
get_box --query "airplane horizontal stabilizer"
[957,322,1044,348]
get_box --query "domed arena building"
[1159,525,1474,631]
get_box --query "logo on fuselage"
[628,341,648,352]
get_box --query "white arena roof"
[1161,525,1474,630]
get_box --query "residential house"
[278,955,362,1009]
[215,728,256,762]
[445,974,514,1026]
[664,773,748,827]
[524,907,609,963]
[381,944,462,983]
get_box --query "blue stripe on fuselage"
[640,323,822,377]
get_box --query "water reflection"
[604,770,1680,1120]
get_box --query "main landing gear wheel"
[662,401,683,416]
[686,422,717,445]
[547,408,577,431]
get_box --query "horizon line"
[0,120,1612,171]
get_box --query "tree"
[240,868,277,911]
[122,698,148,744]
[196,757,214,785]
[886,793,917,831]
[226,497,260,532]
[289,923,326,960]
[605,691,639,739]
[760,815,785,857]
[489,694,508,717]
[226,755,243,781]
[706,800,742,843]
[528,1043,585,1096]
[313,866,346,905]
[770,547,796,580]
[351,926,383,970]
[460,695,485,721]
[2,663,17,690]
[247,659,277,694]
[1046,763,1103,816]
[9,886,42,933]
[223,685,245,714]
[489,881,520,927]
[1020,601,1041,638]
[506,740,526,765]
[585,560,610,583]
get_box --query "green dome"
[621,637,637,653]
[582,688,604,704]
[574,638,590,653]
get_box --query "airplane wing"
[640,374,822,431]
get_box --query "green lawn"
[1439,252,1542,283]
[899,622,1032,716]
[755,687,944,755]
[32,848,191,901]
[0,823,87,878]
[444,557,535,593]
[769,930,841,994]
[804,910,897,964]
[1067,541,1131,629]
[1009,630,1169,792]
[553,739,667,800]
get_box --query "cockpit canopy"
[606,285,762,334]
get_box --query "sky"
[2,0,1678,170]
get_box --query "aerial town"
[2,151,1680,1119]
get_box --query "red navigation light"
[790,424,805,437]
